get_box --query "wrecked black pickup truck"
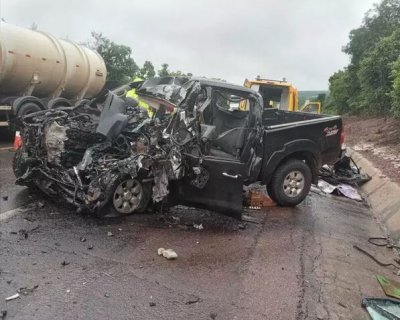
[13,77,343,219]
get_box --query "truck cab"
[243,78,299,111]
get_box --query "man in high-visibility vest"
[126,77,154,118]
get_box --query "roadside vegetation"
[85,32,193,88]
[325,0,400,117]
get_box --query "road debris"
[376,275,400,299]
[320,155,371,187]
[245,189,276,208]
[0,310,7,320]
[2,196,8,201]
[61,260,70,266]
[87,245,94,250]
[80,237,87,242]
[37,201,45,208]
[317,180,363,201]
[193,223,204,230]
[18,229,28,239]
[5,293,19,301]
[242,215,261,224]
[107,232,113,237]
[149,302,156,307]
[185,296,201,305]
[368,237,400,250]
[362,297,400,319]
[353,245,399,269]
[158,248,178,260]
[317,155,371,201]
[18,285,39,295]
[104,293,110,298]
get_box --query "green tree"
[89,32,138,88]
[357,28,400,115]
[158,63,170,77]
[328,0,400,116]
[390,57,400,117]
[138,61,155,79]
[325,70,352,114]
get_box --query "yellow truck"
[242,78,321,113]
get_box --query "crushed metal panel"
[362,297,400,320]
[44,121,67,165]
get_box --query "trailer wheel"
[48,98,72,109]
[269,159,312,206]
[96,176,151,218]
[16,102,42,117]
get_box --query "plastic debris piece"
[337,184,363,201]
[377,275,400,299]
[157,248,178,259]
[5,293,19,301]
[107,232,113,237]
[193,223,204,230]
[18,285,38,295]
[318,180,336,194]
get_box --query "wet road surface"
[1,148,398,320]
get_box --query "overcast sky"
[0,0,377,89]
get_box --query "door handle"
[222,172,241,179]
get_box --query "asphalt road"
[0,147,398,320]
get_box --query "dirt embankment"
[343,116,400,184]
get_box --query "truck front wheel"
[96,176,152,218]
[268,159,312,206]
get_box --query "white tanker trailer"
[0,22,107,130]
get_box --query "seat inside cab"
[198,88,251,160]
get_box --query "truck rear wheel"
[268,159,311,206]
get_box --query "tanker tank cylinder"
[0,22,107,101]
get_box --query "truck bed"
[262,108,334,127]
[261,109,342,174]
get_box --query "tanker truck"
[0,22,107,131]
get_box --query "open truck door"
[176,85,261,219]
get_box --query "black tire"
[48,98,72,109]
[96,176,152,218]
[269,159,312,206]
[16,102,42,117]
[13,147,25,178]
[266,182,277,203]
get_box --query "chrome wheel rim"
[283,171,305,197]
[113,179,143,214]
